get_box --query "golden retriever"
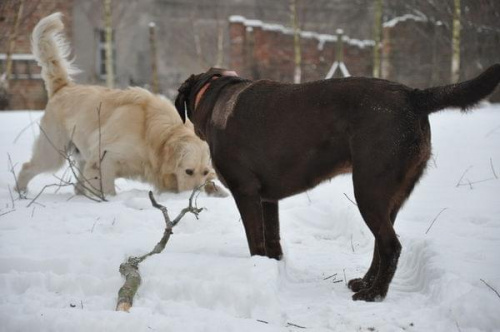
[17,12,227,197]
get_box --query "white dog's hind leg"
[17,117,66,193]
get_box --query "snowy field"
[1,105,499,332]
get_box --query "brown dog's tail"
[410,64,500,115]
[31,13,79,98]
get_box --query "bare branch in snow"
[480,279,500,300]
[425,208,448,234]
[8,153,25,200]
[116,184,207,312]
[490,158,498,179]
[455,166,473,187]
[343,193,357,206]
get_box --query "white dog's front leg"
[82,156,117,196]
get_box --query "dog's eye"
[185,169,194,176]
[203,170,209,176]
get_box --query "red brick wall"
[230,15,499,103]
[381,16,500,102]
[0,0,74,110]
[229,18,374,83]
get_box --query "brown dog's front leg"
[348,241,380,292]
[232,193,267,256]
[262,201,283,260]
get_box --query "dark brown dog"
[175,65,500,301]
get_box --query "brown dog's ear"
[174,91,187,123]
[175,74,196,123]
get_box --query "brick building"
[0,0,73,110]
[1,0,499,109]
[229,16,374,83]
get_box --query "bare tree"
[289,0,302,83]
[0,0,24,109]
[3,0,24,83]
[149,22,160,93]
[103,0,114,88]
[451,0,461,83]
[373,0,383,78]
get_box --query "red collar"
[195,76,219,110]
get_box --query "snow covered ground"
[1,105,499,332]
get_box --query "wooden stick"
[116,186,205,312]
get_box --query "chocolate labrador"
[175,65,500,301]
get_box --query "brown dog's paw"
[348,278,370,292]
[352,288,385,302]
[266,244,283,261]
[204,182,230,197]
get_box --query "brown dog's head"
[174,68,238,123]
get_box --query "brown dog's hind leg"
[348,200,404,292]
[262,201,283,260]
[349,157,428,301]
[348,241,380,292]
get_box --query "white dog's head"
[160,125,215,193]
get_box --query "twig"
[37,125,107,202]
[116,185,206,312]
[30,206,36,218]
[425,208,448,234]
[455,166,473,187]
[7,153,25,199]
[456,177,496,188]
[480,279,500,299]
[7,185,15,209]
[305,191,312,204]
[27,183,74,208]
[430,155,438,168]
[97,103,106,198]
[323,273,338,280]
[286,322,306,329]
[12,117,39,144]
[256,320,269,324]
[350,234,355,253]
[90,219,98,233]
[485,124,500,138]
[490,158,498,179]
[0,210,15,217]
[343,268,347,286]
[343,193,357,206]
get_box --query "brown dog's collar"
[194,70,239,110]
[195,76,219,110]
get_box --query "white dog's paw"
[14,185,28,199]
[204,182,230,198]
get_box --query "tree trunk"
[372,0,383,78]
[4,0,25,82]
[290,0,302,84]
[215,21,224,68]
[451,0,461,83]
[103,0,114,88]
[149,22,159,94]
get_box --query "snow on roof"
[0,53,36,61]
[229,15,374,49]
[383,14,428,28]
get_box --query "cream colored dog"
[17,13,226,197]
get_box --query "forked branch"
[116,184,206,312]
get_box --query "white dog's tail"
[31,12,79,98]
